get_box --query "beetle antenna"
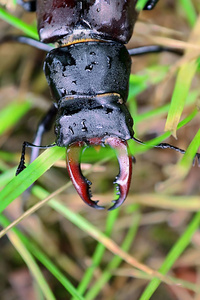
[132,137,200,166]
[128,45,183,57]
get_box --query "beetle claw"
[66,137,132,210]
[66,141,105,209]
[105,137,132,210]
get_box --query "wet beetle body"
[45,42,133,147]
[39,0,139,209]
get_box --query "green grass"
[0,1,199,299]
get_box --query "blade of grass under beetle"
[24,186,172,284]
[48,199,183,286]
[1,192,200,295]
[1,219,56,300]
[0,214,84,300]
[74,209,120,299]
[139,211,200,300]
[1,188,199,293]
[0,147,65,214]
[165,16,200,137]
[85,209,141,300]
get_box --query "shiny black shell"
[55,95,134,146]
[44,41,131,101]
[44,41,133,146]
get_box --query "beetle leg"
[17,0,36,12]
[30,105,57,164]
[16,142,56,175]
[143,0,159,10]
[0,35,53,52]
[105,137,132,211]
[66,142,104,209]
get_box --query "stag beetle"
[2,0,199,210]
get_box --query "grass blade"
[0,215,56,300]
[0,147,65,213]
[0,214,84,300]
[178,0,197,27]
[139,211,200,300]
[165,16,200,137]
